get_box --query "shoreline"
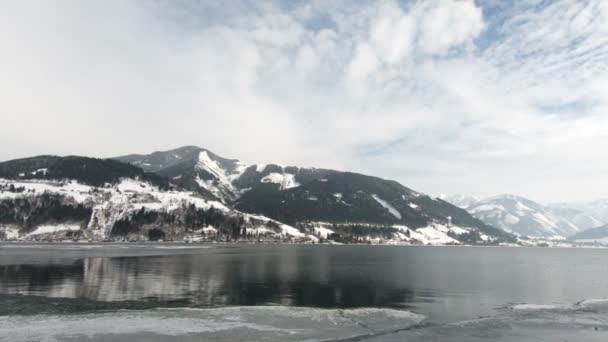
[1,240,607,249]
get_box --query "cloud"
[417,0,485,54]
[0,0,607,202]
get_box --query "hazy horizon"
[2,0,607,202]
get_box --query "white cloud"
[417,0,485,55]
[0,0,607,202]
[368,7,416,64]
[347,42,381,81]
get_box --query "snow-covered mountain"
[114,146,335,203]
[112,146,515,244]
[571,224,608,244]
[443,193,606,239]
[0,177,308,242]
[115,146,247,201]
[0,148,522,244]
[547,205,605,231]
[439,194,480,209]
[448,194,581,239]
[551,200,608,227]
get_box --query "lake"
[2,243,608,341]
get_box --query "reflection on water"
[0,246,419,309]
[2,245,608,323]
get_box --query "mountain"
[0,156,312,242]
[438,194,480,209]
[547,205,604,231]
[115,146,244,201]
[0,155,168,188]
[0,147,517,244]
[551,200,608,227]
[450,194,582,239]
[113,146,514,244]
[570,224,608,243]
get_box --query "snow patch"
[255,164,267,173]
[26,224,81,237]
[260,173,299,190]
[371,194,402,219]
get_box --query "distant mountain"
[551,200,608,226]
[443,193,607,239]
[547,205,604,231]
[439,194,480,209]
[571,224,608,242]
[446,194,581,239]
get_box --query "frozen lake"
[1,243,608,341]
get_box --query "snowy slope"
[115,146,333,203]
[463,194,581,239]
[551,200,608,228]
[194,150,247,201]
[372,194,402,219]
[0,178,310,242]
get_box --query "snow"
[408,202,419,209]
[371,194,402,219]
[0,226,19,240]
[228,162,248,182]
[255,164,267,172]
[280,224,305,238]
[470,204,506,213]
[390,223,468,245]
[0,179,93,203]
[0,177,242,241]
[25,224,81,237]
[202,226,217,234]
[515,200,534,212]
[245,214,305,239]
[449,226,469,235]
[414,225,459,245]
[504,213,520,224]
[333,193,343,199]
[248,227,276,235]
[197,151,226,180]
[260,172,299,189]
[195,151,244,200]
[533,212,559,230]
[313,226,335,238]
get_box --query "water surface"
[2,243,608,341]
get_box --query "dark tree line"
[110,204,258,241]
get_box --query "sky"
[1,0,607,203]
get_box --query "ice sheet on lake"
[366,299,608,342]
[3,300,608,341]
[0,306,425,342]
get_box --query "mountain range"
[0,146,512,245]
[442,194,606,239]
[570,224,608,243]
